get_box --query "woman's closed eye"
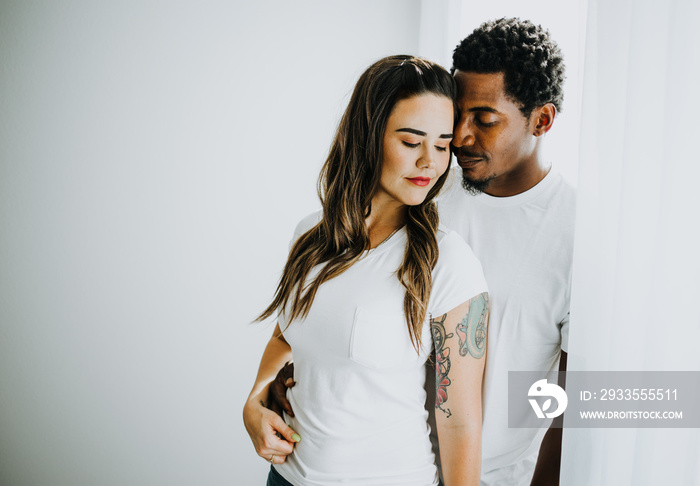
[402,141,420,148]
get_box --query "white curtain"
[563,0,700,484]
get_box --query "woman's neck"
[366,197,407,249]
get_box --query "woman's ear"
[532,103,557,137]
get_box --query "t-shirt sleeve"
[279,211,322,331]
[429,229,488,317]
[288,210,322,251]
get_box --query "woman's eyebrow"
[396,127,454,139]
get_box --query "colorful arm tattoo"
[431,313,453,417]
[456,293,488,359]
[431,293,489,417]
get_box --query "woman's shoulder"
[430,224,488,316]
[294,210,322,236]
[288,210,322,249]
[434,225,484,281]
[294,209,323,241]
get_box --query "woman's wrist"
[246,381,271,409]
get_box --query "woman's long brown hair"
[258,55,456,351]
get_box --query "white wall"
[0,2,421,484]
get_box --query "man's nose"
[453,118,475,148]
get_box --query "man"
[435,17,574,485]
[246,17,574,486]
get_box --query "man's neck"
[485,160,552,197]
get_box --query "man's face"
[452,71,537,195]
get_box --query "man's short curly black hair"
[452,17,565,117]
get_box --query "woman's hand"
[243,390,300,464]
[243,324,299,464]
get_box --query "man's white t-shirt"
[437,167,576,486]
[275,212,488,486]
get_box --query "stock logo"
[528,379,568,419]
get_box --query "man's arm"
[529,350,567,485]
[242,324,300,464]
[433,292,489,486]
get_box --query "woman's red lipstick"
[407,177,431,186]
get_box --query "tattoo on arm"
[431,313,453,417]
[456,293,488,359]
[431,294,489,417]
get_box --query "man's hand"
[243,392,300,464]
[268,361,296,418]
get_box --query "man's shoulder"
[542,173,577,224]
[549,172,577,204]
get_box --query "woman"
[243,55,489,486]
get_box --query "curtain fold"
[563,0,700,484]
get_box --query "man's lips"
[406,177,431,187]
[456,155,486,168]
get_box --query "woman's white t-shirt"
[275,212,488,486]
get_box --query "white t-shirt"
[437,167,576,486]
[275,211,488,486]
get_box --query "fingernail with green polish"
[291,433,301,443]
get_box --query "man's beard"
[461,173,496,195]
[453,147,495,195]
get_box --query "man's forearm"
[530,426,562,485]
[530,350,567,485]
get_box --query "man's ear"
[532,103,557,137]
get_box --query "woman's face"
[376,93,454,208]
